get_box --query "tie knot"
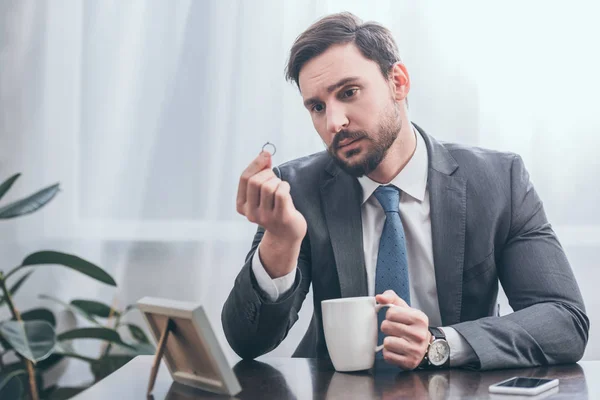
[374,185,400,213]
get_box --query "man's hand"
[375,290,432,370]
[236,151,307,278]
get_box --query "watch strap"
[429,326,446,340]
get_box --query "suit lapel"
[321,161,368,298]
[418,125,467,326]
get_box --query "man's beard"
[327,103,402,177]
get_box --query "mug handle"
[374,303,396,352]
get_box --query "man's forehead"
[298,43,376,95]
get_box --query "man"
[222,12,588,370]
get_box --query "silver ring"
[262,142,276,156]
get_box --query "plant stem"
[25,361,37,398]
[3,265,24,282]
[0,274,39,400]
[0,274,21,320]
[102,314,121,358]
[101,297,120,358]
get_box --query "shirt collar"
[357,125,428,204]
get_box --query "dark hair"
[285,12,401,89]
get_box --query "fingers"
[382,333,430,370]
[236,153,296,227]
[383,336,421,358]
[237,152,272,213]
[259,176,283,213]
[274,181,293,214]
[378,304,430,370]
[235,151,305,244]
[255,179,294,223]
[375,290,409,308]
[382,347,423,370]
[375,290,427,328]
[384,307,428,327]
[381,318,429,343]
[246,169,278,209]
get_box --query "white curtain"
[1,0,599,388]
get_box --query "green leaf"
[57,327,134,350]
[91,355,133,381]
[71,299,120,319]
[0,173,21,202]
[0,271,34,306]
[3,308,57,351]
[36,353,65,371]
[0,182,60,219]
[125,323,150,344]
[0,369,25,400]
[39,294,99,325]
[20,307,56,327]
[0,320,56,362]
[20,251,116,286]
[53,351,96,364]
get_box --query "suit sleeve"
[221,169,312,360]
[451,155,589,370]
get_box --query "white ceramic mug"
[321,296,395,372]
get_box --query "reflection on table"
[75,356,591,399]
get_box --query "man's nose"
[326,105,349,136]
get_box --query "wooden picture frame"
[137,297,241,396]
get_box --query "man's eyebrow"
[303,76,361,108]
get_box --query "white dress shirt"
[252,127,475,366]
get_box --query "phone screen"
[496,377,554,388]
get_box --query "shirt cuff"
[251,244,297,302]
[439,326,478,367]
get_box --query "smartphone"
[488,377,559,396]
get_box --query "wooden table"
[73,356,595,399]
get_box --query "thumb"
[376,290,408,307]
[375,290,396,304]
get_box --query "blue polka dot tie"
[374,185,410,348]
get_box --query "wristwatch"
[420,327,450,368]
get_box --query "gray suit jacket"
[222,124,589,370]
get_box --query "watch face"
[428,340,450,366]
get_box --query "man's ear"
[388,62,410,102]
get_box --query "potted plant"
[0,174,154,399]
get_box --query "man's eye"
[312,104,324,113]
[342,89,358,98]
